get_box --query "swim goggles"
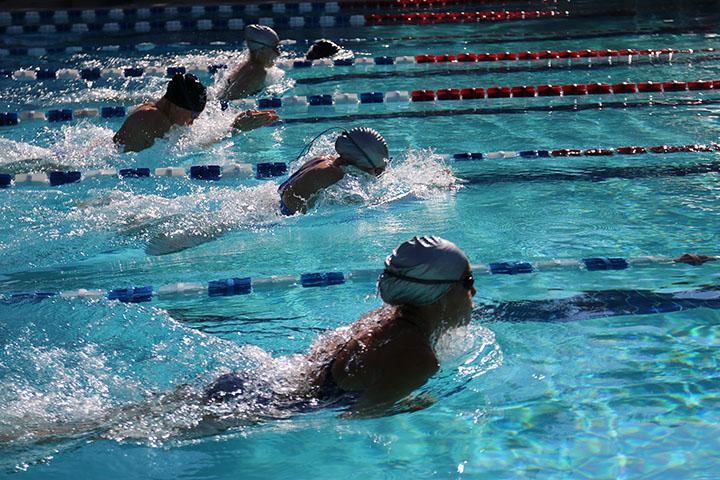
[383,270,475,291]
[248,40,281,55]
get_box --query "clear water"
[1,16,720,479]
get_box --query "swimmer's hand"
[394,392,435,413]
[232,109,279,132]
[673,254,718,266]
[340,393,436,419]
[146,225,225,256]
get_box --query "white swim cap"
[245,24,280,52]
[378,236,469,306]
[335,127,389,170]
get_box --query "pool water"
[1,9,720,479]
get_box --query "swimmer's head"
[163,73,207,124]
[378,236,475,308]
[245,24,280,64]
[306,39,341,60]
[335,127,389,176]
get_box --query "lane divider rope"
[2,142,717,189]
[0,1,543,27]
[0,162,287,188]
[2,78,717,127]
[0,9,564,37]
[2,254,716,304]
[3,48,706,81]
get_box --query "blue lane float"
[48,171,81,186]
[208,277,252,297]
[0,162,287,188]
[583,257,629,271]
[2,254,718,304]
[0,112,18,126]
[47,109,73,122]
[107,286,153,303]
[301,272,346,288]
[80,67,101,81]
[118,168,151,178]
[255,162,287,179]
[101,106,126,118]
[190,165,222,180]
[489,262,534,275]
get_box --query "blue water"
[1,14,720,479]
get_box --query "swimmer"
[112,72,277,153]
[144,127,389,255]
[305,39,343,60]
[279,127,389,215]
[673,253,718,266]
[219,24,281,102]
[7,244,719,445]
[113,73,207,153]
[207,236,476,415]
[207,248,718,411]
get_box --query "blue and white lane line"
[1,142,717,189]
[3,254,718,304]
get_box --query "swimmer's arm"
[113,111,165,153]
[146,221,229,256]
[281,165,344,214]
[674,254,718,266]
[220,63,266,101]
[231,109,279,132]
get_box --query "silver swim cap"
[335,127,389,170]
[245,24,280,52]
[378,236,469,306]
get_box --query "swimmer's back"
[279,156,344,214]
[220,62,268,101]
[113,103,172,153]
[310,310,439,408]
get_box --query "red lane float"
[412,79,714,101]
[365,10,568,25]
[410,47,699,64]
[550,143,719,158]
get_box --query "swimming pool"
[1,2,720,477]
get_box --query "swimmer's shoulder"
[114,103,170,152]
[332,319,438,391]
[126,103,167,124]
[313,156,345,180]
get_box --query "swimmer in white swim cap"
[303,236,475,414]
[278,127,389,215]
[219,24,281,102]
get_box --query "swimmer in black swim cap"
[113,73,207,153]
[305,39,342,60]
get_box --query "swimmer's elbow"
[146,229,223,256]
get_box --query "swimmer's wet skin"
[219,25,281,101]
[279,127,390,215]
[143,127,390,255]
[113,73,207,153]
[205,236,476,416]
[305,39,343,60]
[200,249,716,415]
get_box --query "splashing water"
[0,123,117,173]
[0,298,316,456]
[61,144,456,256]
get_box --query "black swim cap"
[306,39,341,60]
[164,73,207,113]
